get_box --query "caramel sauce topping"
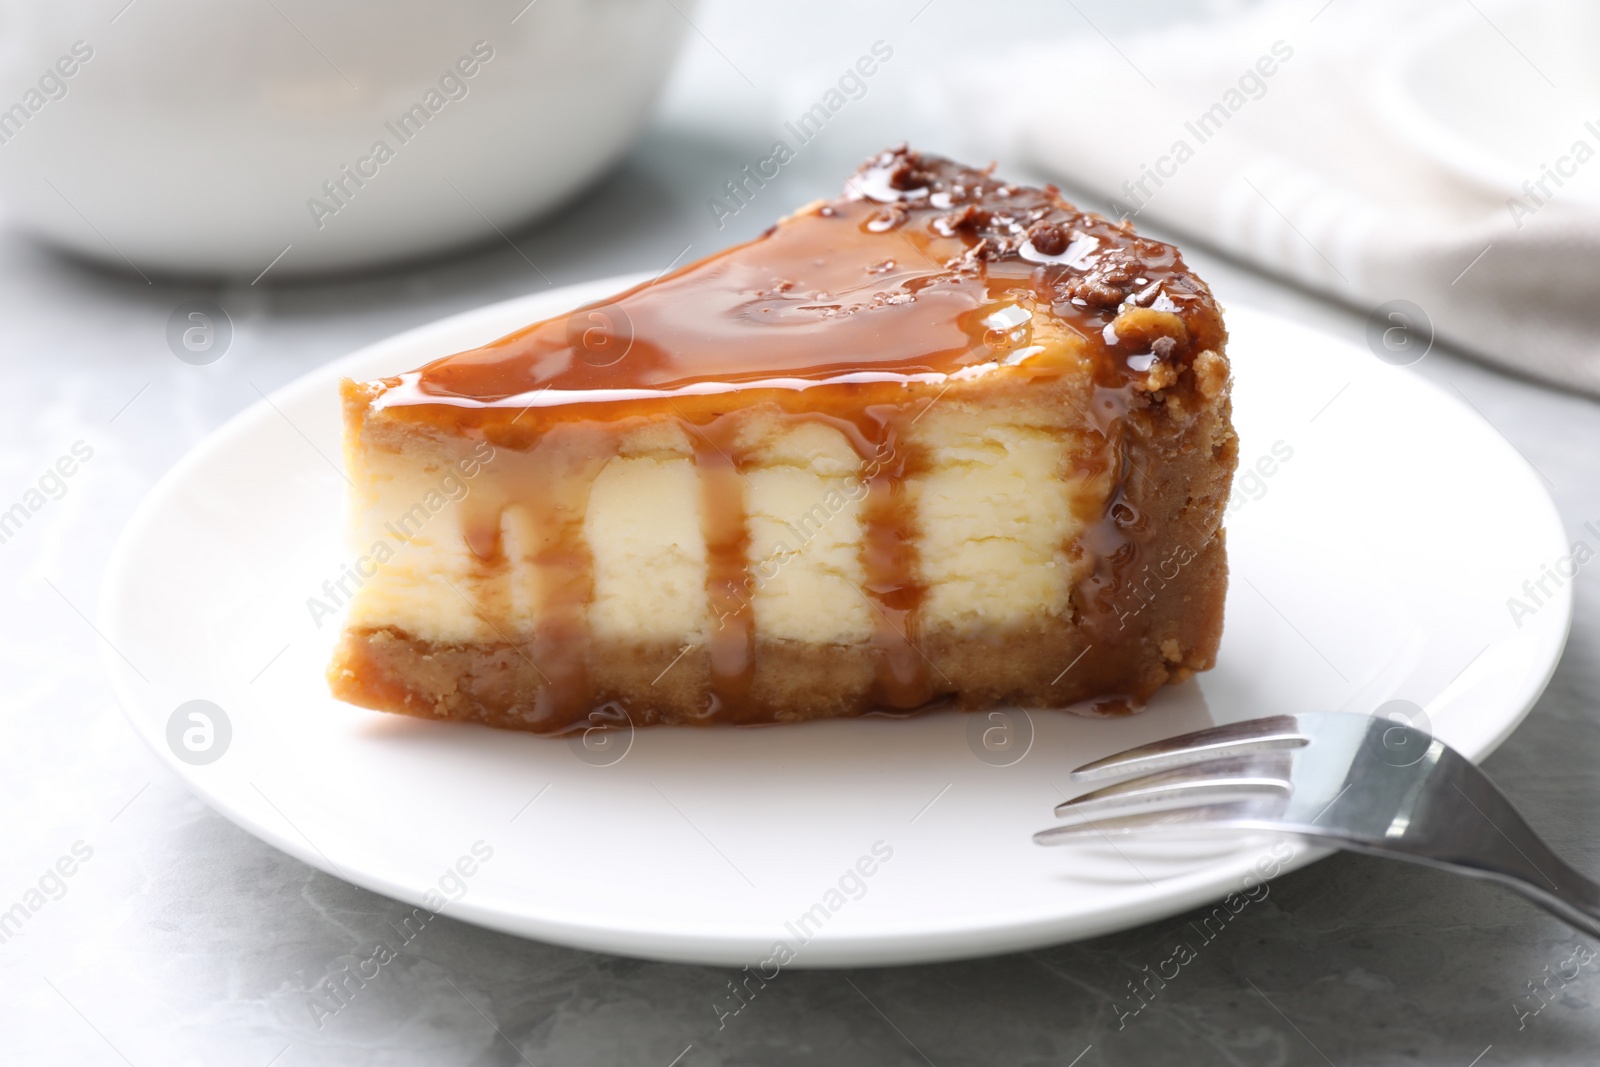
[364,146,1226,727]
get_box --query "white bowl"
[0,0,690,277]
[1370,0,1600,210]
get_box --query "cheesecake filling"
[343,403,1099,708]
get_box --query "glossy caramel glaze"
[375,148,1223,417]
[349,146,1230,730]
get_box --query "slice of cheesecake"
[328,146,1237,733]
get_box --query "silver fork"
[1035,712,1600,937]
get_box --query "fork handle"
[1334,836,1600,940]
[1314,751,1600,939]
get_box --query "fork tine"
[1071,714,1309,782]
[1034,800,1288,846]
[1054,756,1291,821]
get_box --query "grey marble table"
[4,2,1599,1063]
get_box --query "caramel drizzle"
[1070,383,1146,645]
[457,408,944,725]
[682,406,935,719]
[768,407,938,713]
[855,413,935,709]
[452,384,1144,727]
[450,412,1149,727]
[688,414,757,721]
[463,429,614,727]
[529,477,602,727]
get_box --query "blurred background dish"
[0,0,690,276]
[1372,0,1600,211]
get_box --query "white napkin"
[962,0,1600,396]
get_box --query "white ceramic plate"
[100,276,1572,967]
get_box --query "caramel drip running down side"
[459,467,511,640]
[684,405,934,720]
[689,415,757,721]
[535,434,614,728]
[461,429,615,728]
[857,412,934,709]
[1072,385,1142,645]
[468,411,937,725]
